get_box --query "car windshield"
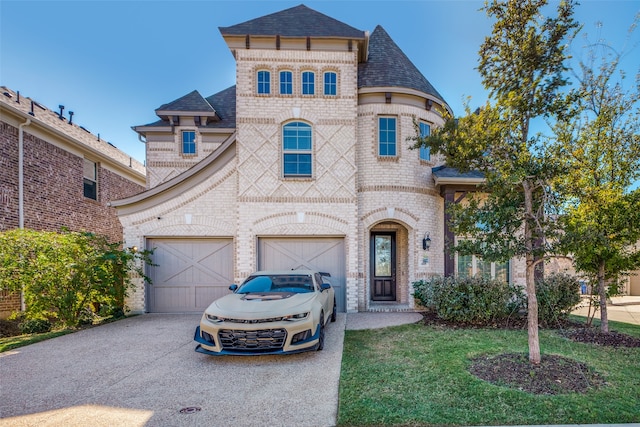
[236,274,314,294]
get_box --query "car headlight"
[283,312,309,321]
[205,313,224,323]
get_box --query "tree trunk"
[598,261,609,333]
[526,252,541,364]
[523,181,541,365]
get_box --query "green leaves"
[0,229,153,327]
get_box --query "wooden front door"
[371,232,396,301]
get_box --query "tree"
[412,0,578,364]
[554,18,640,333]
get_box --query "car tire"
[331,298,337,322]
[317,313,325,351]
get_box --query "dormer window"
[182,131,196,155]
[324,72,337,96]
[257,70,271,94]
[302,71,315,95]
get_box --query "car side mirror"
[321,282,331,291]
[229,284,238,292]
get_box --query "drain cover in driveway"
[179,407,202,414]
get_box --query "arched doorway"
[369,221,409,306]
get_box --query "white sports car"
[194,270,336,355]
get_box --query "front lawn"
[0,330,74,353]
[338,319,640,426]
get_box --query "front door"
[371,232,396,301]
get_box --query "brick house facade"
[0,86,146,316]
[112,5,527,314]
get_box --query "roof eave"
[358,86,452,116]
[109,132,237,214]
[433,176,486,187]
[2,103,146,182]
[155,109,218,117]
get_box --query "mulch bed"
[561,328,640,348]
[469,353,607,395]
[420,311,640,395]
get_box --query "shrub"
[0,229,154,327]
[0,318,21,338]
[535,273,581,326]
[413,276,524,325]
[19,318,52,334]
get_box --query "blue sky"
[1,0,638,164]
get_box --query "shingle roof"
[156,90,215,113]
[219,4,365,39]
[358,25,445,103]
[1,86,145,177]
[136,86,236,129]
[205,85,236,128]
[432,165,484,181]
[432,166,483,179]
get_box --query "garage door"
[146,238,233,313]
[258,237,346,312]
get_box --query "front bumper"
[194,322,321,356]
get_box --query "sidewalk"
[571,295,640,326]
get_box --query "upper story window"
[419,122,431,161]
[257,70,271,94]
[283,121,312,177]
[280,70,293,95]
[302,71,315,95]
[378,117,397,157]
[323,72,337,96]
[83,158,97,200]
[182,130,196,155]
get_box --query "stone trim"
[238,196,355,203]
[358,185,440,198]
[147,161,199,168]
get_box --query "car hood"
[206,292,317,317]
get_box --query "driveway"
[0,313,346,427]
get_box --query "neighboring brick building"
[112,5,527,314]
[1,86,146,316]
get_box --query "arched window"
[280,70,293,95]
[301,71,315,95]
[257,70,270,94]
[324,71,337,96]
[283,122,312,177]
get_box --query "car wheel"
[331,298,337,322]
[317,313,325,351]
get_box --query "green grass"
[0,314,132,353]
[338,319,640,426]
[0,329,74,352]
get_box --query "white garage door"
[146,238,233,313]
[258,237,346,312]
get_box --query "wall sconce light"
[128,246,138,253]
[422,232,431,251]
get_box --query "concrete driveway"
[0,313,346,427]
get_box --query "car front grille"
[223,316,286,324]
[218,328,287,351]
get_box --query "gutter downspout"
[18,117,31,311]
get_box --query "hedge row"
[413,273,581,327]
